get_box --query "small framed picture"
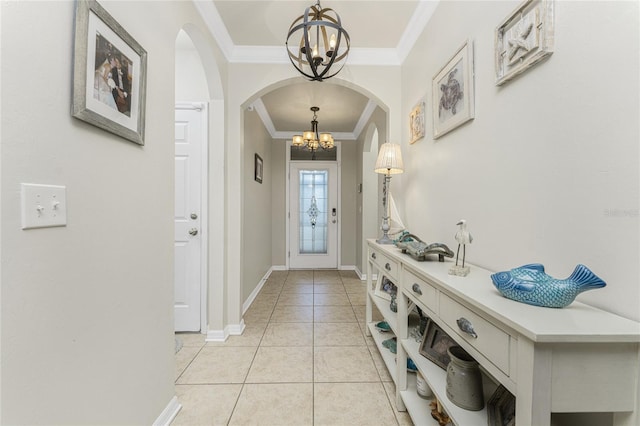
[487,385,516,426]
[432,39,475,139]
[419,319,457,369]
[409,101,425,144]
[374,275,397,301]
[254,154,263,183]
[72,0,147,145]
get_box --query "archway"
[174,26,226,339]
[240,77,389,284]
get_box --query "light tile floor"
[173,269,414,425]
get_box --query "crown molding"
[231,46,290,64]
[193,0,439,67]
[251,98,376,141]
[231,46,401,66]
[396,0,439,63]
[352,100,378,139]
[192,0,234,59]
[252,98,277,136]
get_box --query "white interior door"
[174,106,204,331]
[289,162,339,269]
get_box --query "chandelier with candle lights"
[292,107,334,153]
[285,1,350,81]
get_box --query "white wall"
[356,108,388,275]
[175,34,209,102]
[340,141,358,267]
[399,1,639,321]
[271,140,287,267]
[0,1,225,423]
[242,111,273,301]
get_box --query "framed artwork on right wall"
[495,0,555,86]
[432,39,475,139]
[409,101,425,144]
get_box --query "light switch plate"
[21,183,67,229]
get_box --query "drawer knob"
[457,317,478,338]
[385,263,391,271]
[371,253,377,259]
[412,283,422,295]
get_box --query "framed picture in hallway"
[432,39,475,139]
[72,0,147,145]
[254,154,263,183]
[495,0,555,86]
[409,101,425,144]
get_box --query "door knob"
[190,213,198,220]
[189,228,198,236]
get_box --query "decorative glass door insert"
[300,170,328,254]
[289,162,338,269]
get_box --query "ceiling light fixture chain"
[285,0,350,81]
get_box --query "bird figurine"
[449,219,472,276]
[454,219,472,268]
[491,263,606,308]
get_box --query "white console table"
[365,239,640,426]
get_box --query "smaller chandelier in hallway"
[285,0,350,81]
[292,106,334,153]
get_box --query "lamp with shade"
[374,142,404,244]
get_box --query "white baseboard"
[228,319,245,335]
[206,329,226,342]
[354,266,365,280]
[206,320,246,342]
[243,268,273,313]
[153,396,181,426]
[271,265,287,271]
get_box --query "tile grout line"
[175,270,396,425]
[174,342,207,384]
[227,271,289,425]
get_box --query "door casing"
[174,102,208,332]
[286,142,341,270]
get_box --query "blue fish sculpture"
[490,263,606,308]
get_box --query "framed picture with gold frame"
[409,101,425,144]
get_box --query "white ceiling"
[189,0,439,140]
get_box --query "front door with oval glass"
[289,162,338,269]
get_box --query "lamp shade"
[374,142,404,174]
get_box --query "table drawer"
[403,268,438,314]
[439,293,511,375]
[369,248,399,280]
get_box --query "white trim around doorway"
[285,141,342,270]
[175,102,208,334]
